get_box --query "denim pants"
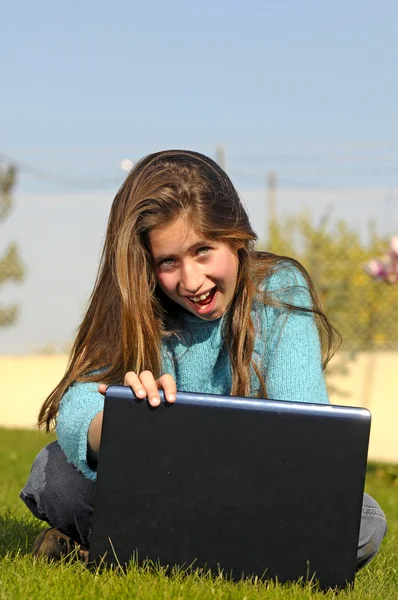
[20,441,387,570]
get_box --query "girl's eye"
[159,258,175,269]
[197,247,211,256]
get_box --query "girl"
[21,150,387,568]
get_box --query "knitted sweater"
[56,264,329,480]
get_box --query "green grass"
[0,429,397,600]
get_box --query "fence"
[260,209,398,353]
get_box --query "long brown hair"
[38,150,339,431]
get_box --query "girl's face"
[149,218,239,321]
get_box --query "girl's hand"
[97,371,177,407]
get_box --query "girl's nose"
[180,263,203,294]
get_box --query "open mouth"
[187,286,217,308]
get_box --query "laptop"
[89,385,370,590]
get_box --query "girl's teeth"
[192,290,211,302]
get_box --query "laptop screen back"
[89,386,370,589]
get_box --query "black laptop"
[89,386,370,589]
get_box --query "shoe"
[32,527,89,562]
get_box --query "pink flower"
[365,259,387,279]
[391,236,398,257]
[365,236,398,284]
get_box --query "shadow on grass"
[0,510,43,557]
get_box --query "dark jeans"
[20,441,387,570]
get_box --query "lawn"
[0,428,397,600]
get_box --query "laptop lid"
[89,386,370,589]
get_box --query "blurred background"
[0,1,397,461]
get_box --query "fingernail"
[168,393,175,401]
[137,388,146,397]
[151,397,160,406]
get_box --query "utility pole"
[266,170,277,250]
[215,146,226,171]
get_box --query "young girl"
[21,150,387,568]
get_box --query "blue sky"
[2,0,398,192]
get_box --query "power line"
[0,153,124,190]
[2,148,398,193]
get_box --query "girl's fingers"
[98,383,108,396]
[120,371,177,408]
[156,374,177,403]
[138,371,161,406]
[123,371,148,400]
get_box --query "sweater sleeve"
[261,264,329,405]
[55,344,176,482]
[56,381,104,481]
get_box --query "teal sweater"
[57,264,329,480]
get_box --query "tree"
[0,164,25,327]
[258,210,398,352]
